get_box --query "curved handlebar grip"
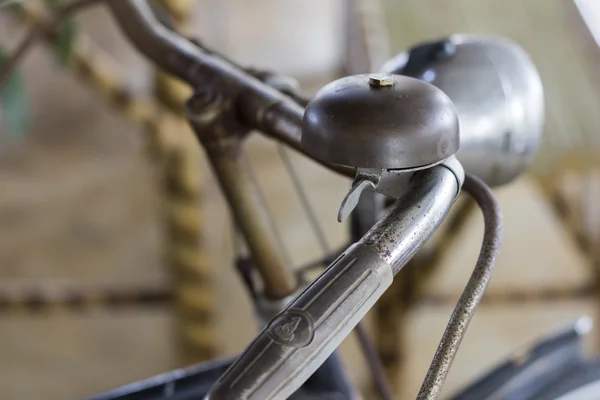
[205,244,392,400]
[205,164,461,400]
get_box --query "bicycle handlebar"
[106,0,354,178]
[105,2,505,398]
[204,164,461,400]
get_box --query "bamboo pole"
[154,0,217,365]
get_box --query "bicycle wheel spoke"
[277,144,332,256]
[245,151,295,268]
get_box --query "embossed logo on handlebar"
[267,309,315,348]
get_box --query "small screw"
[368,74,394,88]
[186,89,217,113]
[185,89,222,125]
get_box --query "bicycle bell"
[302,74,460,221]
[382,34,544,187]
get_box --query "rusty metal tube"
[416,173,503,399]
[185,89,297,300]
[107,0,213,86]
[361,166,460,274]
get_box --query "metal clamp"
[338,155,464,222]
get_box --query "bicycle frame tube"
[204,164,461,400]
[186,90,298,299]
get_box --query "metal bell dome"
[301,74,460,170]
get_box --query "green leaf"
[0,49,30,138]
[44,0,76,65]
[53,19,76,64]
